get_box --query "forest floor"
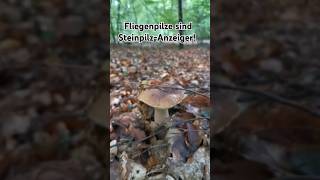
[0,0,108,179]
[109,45,210,179]
[214,0,320,179]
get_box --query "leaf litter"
[214,0,320,179]
[109,45,210,180]
[0,0,109,179]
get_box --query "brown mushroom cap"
[138,85,186,109]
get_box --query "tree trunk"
[178,0,183,49]
[117,0,121,44]
[111,21,117,43]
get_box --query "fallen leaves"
[109,46,210,179]
[6,160,87,180]
[214,159,273,180]
[109,111,148,160]
[146,155,159,170]
[212,82,242,135]
[214,4,320,174]
[220,104,320,176]
[0,1,109,179]
[185,123,202,153]
[87,91,108,127]
[167,147,210,180]
[166,128,191,163]
[0,39,22,53]
[120,152,147,180]
[182,95,210,108]
[127,124,146,142]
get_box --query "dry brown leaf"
[182,95,210,108]
[170,131,191,163]
[172,112,195,120]
[120,152,146,180]
[214,159,273,180]
[212,88,241,135]
[128,125,146,141]
[185,123,202,153]
[87,91,107,128]
[228,104,320,132]
[223,104,320,176]
[119,58,131,67]
[110,160,121,180]
[146,155,159,170]
[137,101,154,122]
[6,160,86,180]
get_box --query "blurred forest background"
[110,0,210,43]
[214,0,320,179]
[0,0,108,179]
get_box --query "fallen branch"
[212,82,320,117]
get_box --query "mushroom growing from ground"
[137,84,186,128]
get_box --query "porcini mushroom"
[137,85,186,127]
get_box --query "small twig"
[132,143,169,159]
[109,126,168,148]
[146,85,210,98]
[212,82,320,117]
[133,126,170,143]
[111,121,128,129]
[179,117,208,123]
[176,128,207,132]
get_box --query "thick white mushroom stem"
[154,108,169,125]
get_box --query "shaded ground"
[0,0,108,179]
[109,45,210,179]
[213,0,320,179]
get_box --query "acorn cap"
[138,86,186,109]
